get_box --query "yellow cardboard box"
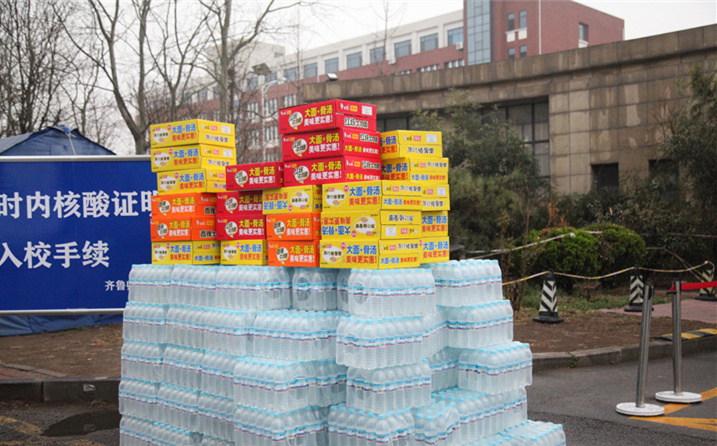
[380,130,443,159]
[152,241,220,265]
[321,211,422,240]
[422,211,448,237]
[319,239,419,269]
[380,210,422,225]
[421,236,450,263]
[422,183,450,211]
[150,145,236,172]
[220,239,268,265]
[379,238,421,256]
[382,158,449,182]
[262,185,322,215]
[381,195,423,211]
[157,168,226,195]
[150,119,235,148]
[380,180,423,196]
[322,180,425,212]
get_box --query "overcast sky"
[300,0,717,50]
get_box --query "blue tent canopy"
[0,125,114,156]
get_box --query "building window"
[593,163,619,192]
[507,13,515,31]
[420,33,439,52]
[444,59,464,69]
[248,129,260,149]
[212,85,220,99]
[282,94,297,108]
[370,47,385,64]
[508,48,515,59]
[284,67,298,82]
[395,69,413,76]
[264,98,278,116]
[417,64,440,72]
[247,77,258,90]
[246,102,259,122]
[499,102,550,177]
[520,45,527,58]
[213,110,220,122]
[579,22,589,42]
[394,40,412,59]
[197,88,208,102]
[304,62,318,79]
[519,10,527,29]
[264,125,278,145]
[447,27,463,46]
[274,52,283,58]
[183,91,193,104]
[346,52,362,69]
[324,57,339,74]
[649,159,679,201]
[265,72,277,82]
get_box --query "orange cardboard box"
[266,212,321,241]
[268,240,320,267]
[151,193,217,218]
[150,216,216,242]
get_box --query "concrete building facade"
[300,25,717,196]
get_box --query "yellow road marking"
[0,415,41,435]
[0,415,104,446]
[698,328,717,335]
[682,333,700,340]
[633,387,717,432]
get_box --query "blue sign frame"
[0,156,155,311]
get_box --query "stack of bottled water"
[346,268,437,317]
[499,421,567,445]
[346,361,432,413]
[292,267,339,310]
[251,310,341,361]
[328,404,416,445]
[428,348,460,393]
[457,343,533,394]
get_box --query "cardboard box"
[150,216,216,242]
[279,99,376,133]
[150,145,236,172]
[381,180,423,196]
[381,195,423,210]
[422,183,450,211]
[380,210,422,225]
[226,162,283,190]
[379,238,422,256]
[283,156,381,187]
[268,240,320,267]
[157,168,226,195]
[150,119,235,148]
[216,191,263,216]
[321,210,421,240]
[262,185,323,215]
[322,180,424,212]
[382,158,449,183]
[220,239,268,265]
[318,239,419,269]
[216,215,266,240]
[152,241,220,265]
[282,128,381,161]
[421,236,450,263]
[380,130,443,160]
[151,193,217,218]
[266,212,321,241]
[422,211,448,237]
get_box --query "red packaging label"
[216,215,267,240]
[226,162,283,190]
[282,128,381,161]
[279,100,376,133]
[283,156,382,187]
[217,191,263,216]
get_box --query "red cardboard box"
[283,156,382,187]
[151,193,217,218]
[279,100,376,133]
[282,128,381,161]
[150,216,216,242]
[266,212,321,241]
[226,162,283,191]
[268,240,320,267]
[216,191,263,216]
[216,215,266,240]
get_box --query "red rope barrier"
[668,281,717,292]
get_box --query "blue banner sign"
[0,156,155,311]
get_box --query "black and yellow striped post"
[534,271,563,324]
[696,262,715,302]
[625,266,644,312]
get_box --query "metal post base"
[695,294,717,302]
[624,304,643,313]
[616,402,665,417]
[533,314,563,324]
[655,391,703,404]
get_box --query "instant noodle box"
[150,145,236,172]
[318,240,420,269]
[266,213,321,241]
[422,211,449,237]
[220,239,268,265]
[379,239,422,256]
[381,180,423,196]
[279,99,377,133]
[422,183,451,211]
[151,193,217,218]
[282,128,381,161]
[380,210,422,225]
[226,162,283,191]
[216,191,263,216]
[150,119,235,149]
[283,156,382,187]
[380,130,443,160]
[321,211,421,240]
[262,185,322,215]
[216,215,266,241]
[150,216,216,242]
[268,240,320,267]
[382,158,449,182]
[421,236,450,262]
[322,180,423,212]
[157,168,226,195]
[152,241,220,265]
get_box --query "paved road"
[528,350,717,445]
[0,351,714,445]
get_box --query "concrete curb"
[1,335,715,403]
